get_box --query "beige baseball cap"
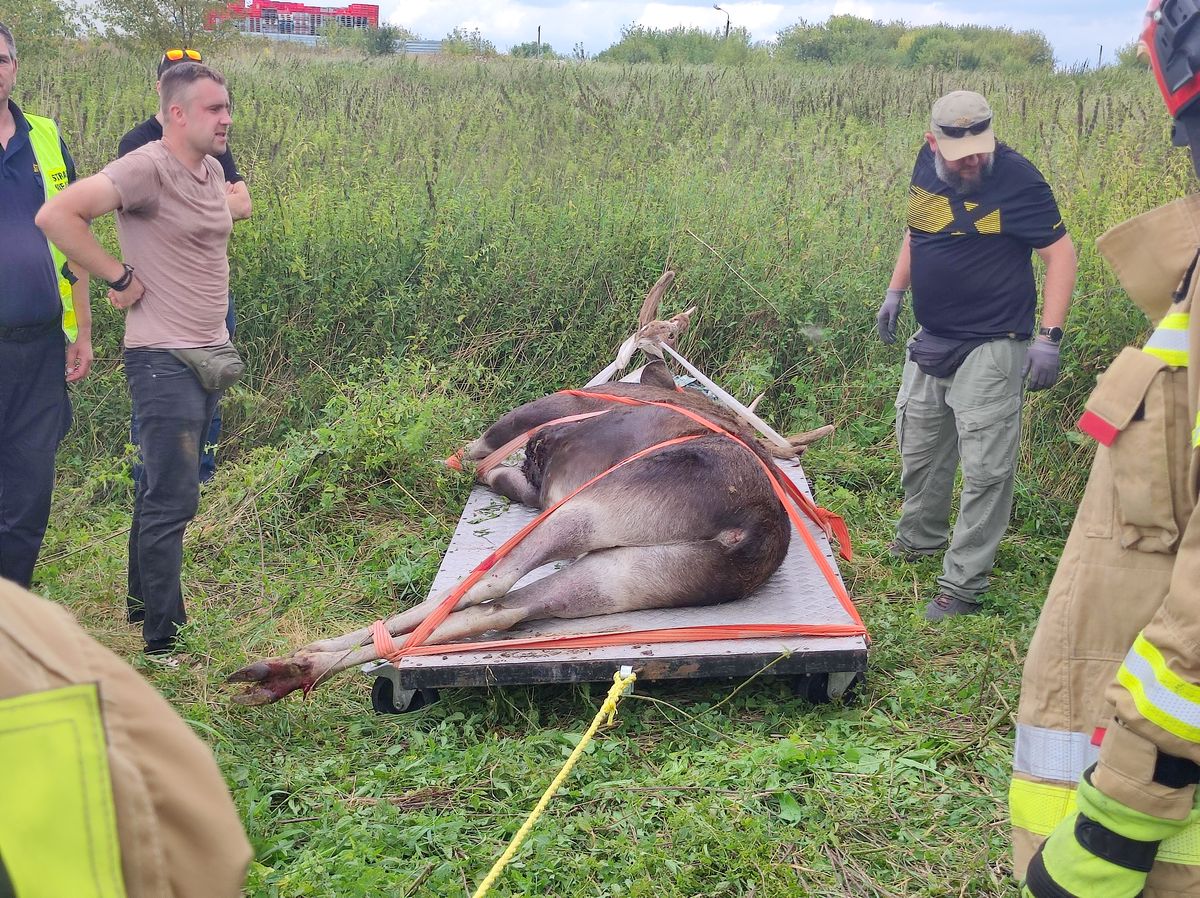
[930,91,996,161]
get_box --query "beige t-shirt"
[101,141,232,349]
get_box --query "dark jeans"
[0,331,71,588]
[131,295,235,485]
[125,349,221,652]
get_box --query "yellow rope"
[470,669,637,898]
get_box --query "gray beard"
[934,150,995,194]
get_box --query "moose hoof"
[226,656,316,705]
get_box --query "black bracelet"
[108,263,135,292]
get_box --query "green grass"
[19,44,1186,895]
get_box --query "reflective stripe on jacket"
[1144,312,1190,368]
[25,113,77,342]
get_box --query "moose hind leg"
[483,466,541,507]
[422,541,741,645]
[357,502,608,644]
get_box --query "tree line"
[597,17,1056,72]
[10,0,1126,73]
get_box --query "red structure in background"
[209,1,379,37]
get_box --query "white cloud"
[635,2,788,34]
[638,3,729,32]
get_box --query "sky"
[381,0,1137,68]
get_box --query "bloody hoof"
[226,657,315,705]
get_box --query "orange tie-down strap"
[373,400,865,664]
[444,410,612,478]
[559,390,853,563]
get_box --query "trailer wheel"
[793,671,863,705]
[370,677,440,715]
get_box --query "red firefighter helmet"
[1143,0,1200,117]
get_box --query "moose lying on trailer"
[229,274,830,705]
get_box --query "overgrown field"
[20,45,1192,895]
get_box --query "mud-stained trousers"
[124,349,221,653]
[893,336,1028,602]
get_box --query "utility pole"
[713,4,730,40]
[537,25,541,59]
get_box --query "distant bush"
[775,16,1054,72]
[444,26,496,57]
[321,22,416,56]
[3,0,86,57]
[1116,40,1149,70]
[596,24,765,66]
[510,40,557,59]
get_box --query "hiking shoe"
[887,540,942,562]
[143,651,182,669]
[924,593,983,621]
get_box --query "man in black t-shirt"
[875,90,1078,621]
[118,47,251,490]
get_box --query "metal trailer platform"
[362,459,866,713]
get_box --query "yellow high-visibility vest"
[25,113,77,342]
[0,684,128,897]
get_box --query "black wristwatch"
[1038,326,1064,344]
[107,263,135,292]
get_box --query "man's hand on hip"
[876,288,906,345]
[109,275,145,311]
[1023,337,1061,391]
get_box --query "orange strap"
[374,433,708,662]
[555,391,860,628]
[372,392,867,662]
[373,622,867,661]
[561,390,853,562]
[473,410,611,478]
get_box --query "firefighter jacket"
[1011,194,1200,897]
[0,580,251,898]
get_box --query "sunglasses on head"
[162,48,202,63]
[936,117,992,139]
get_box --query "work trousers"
[130,294,235,485]
[893,337,1027,602]
[0,330,70,588]
[125,350,220,652]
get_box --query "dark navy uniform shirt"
[0,101,77,328]
[117,115,243,183]
[907,143,1067,340]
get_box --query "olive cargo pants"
[893,337,1028,602]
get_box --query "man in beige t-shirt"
[37,62,237,662]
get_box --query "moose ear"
[638,270,676,328]
[671,306,698,332]
[638,360,677,390]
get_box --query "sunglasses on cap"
[935,117,992,139]
[162,48,202,63]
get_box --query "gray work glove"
[1023,337,1061,391]
[876,288,906,345]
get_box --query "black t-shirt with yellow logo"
[907,142,1066,340]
